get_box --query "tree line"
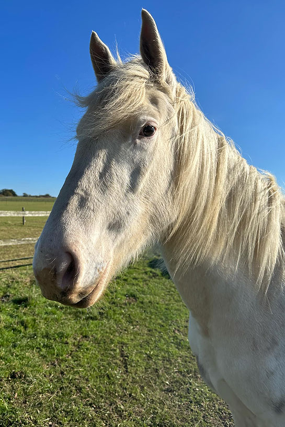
[0,189,52,198]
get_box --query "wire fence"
[0,209,49,270]
[0,256,34,271]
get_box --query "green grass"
[0,217,48,268]
[0,217,48,240]
[0,200,233,425]
[0,258,233,426]
[0,201,51,267]
[0,197,55,212]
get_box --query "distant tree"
[0,189,17,197]
[23,193,30,197]
[39,194,51,198]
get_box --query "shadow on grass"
[148,257,171,279]
[11,296,30,306]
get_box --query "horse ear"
[90,31,116,82]
[140,9,174,85]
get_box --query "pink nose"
[33,247,81,302]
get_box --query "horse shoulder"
[174,264,285,424]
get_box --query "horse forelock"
[75,57,174,140]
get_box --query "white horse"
[33,10,285,426]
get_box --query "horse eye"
[139,124,156,138]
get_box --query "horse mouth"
[72,286,101,308]
[61,262,111,309]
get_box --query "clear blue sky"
[1,0,285,196]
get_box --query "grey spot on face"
[107,220,124,233]
[78,196,88,210]
[130,166,142,193]
[271,337,279,348]
[99,166,107,182]
[99,156,112,188]
[267,337,279,352]
[272,399,285,414]
[265,369,275,379]
[252,337,258,352]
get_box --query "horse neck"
[164,91,285,294]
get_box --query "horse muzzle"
[33,241,110,308]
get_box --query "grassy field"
[0,197,52,268]
[0,258,233,426]
[0,217,47,240]
[0,216,48,269]
[0,197,55,212]
[0,198,234,425]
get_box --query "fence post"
[22,207,26,225]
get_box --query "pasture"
[0,197,56,212]
[0,198,53,269]
[0,259,233,426]
[0,196,233,425]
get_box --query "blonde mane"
[76,57,285,294]
[171,83,285,293]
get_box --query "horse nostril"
[57,251,79,291]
